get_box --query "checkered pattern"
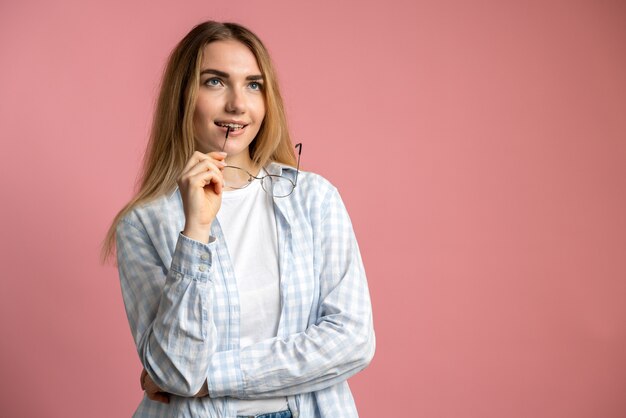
[116,163,375,417]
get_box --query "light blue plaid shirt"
[116,163,375,417]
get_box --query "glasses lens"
[261,175,295,198]
[223,166,253,189]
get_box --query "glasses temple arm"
[294,143,302,186]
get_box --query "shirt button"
[198,265,207,272]
[201,253,209,261]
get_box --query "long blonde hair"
[101,21,296,263]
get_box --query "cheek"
[194,96,218,121]
[192,100,205,122]
[192,109,205,134]
[192,104,215,137]
[255,98,266,121]
[192,106,200,123]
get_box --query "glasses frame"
[223,143,302,198]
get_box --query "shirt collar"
[265,161,298,177]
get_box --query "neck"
[224,148,261,183]
[227,148,256,167]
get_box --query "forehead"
[200,40,261,75]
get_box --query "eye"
[204,77,223,87]
[249,81,263,91]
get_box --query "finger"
[186,159,226,179]
[145,386,169,404]
[143,372,166,393]
[154,392,170,404]
[146,390,170,404]
[157,392,170,403]
[213,172,223,195]
[140,369,147,390]
[204,170,225,194]
[182,151,227,175]
[199,170,224,196]
[207,151,227,161]
[187,170,224,193]
[181,151,211,175]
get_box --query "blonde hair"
[101,21,296,263]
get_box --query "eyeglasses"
[223,143,302,198]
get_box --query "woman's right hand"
[177,151,227,243]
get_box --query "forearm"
[118,223,219,397]
[139,272,215,396]
[207,307,375,398]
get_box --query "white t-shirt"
[216,176,288,414]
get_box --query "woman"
[102,21,375,418]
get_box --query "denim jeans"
[237,410,292,418]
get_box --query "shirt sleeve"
[116,218,219,396]
[207,187,376,398]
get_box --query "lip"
[214,119,248,127]
[214,120,250,138]
[216,124,248,137]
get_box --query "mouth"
[215,121,248,131]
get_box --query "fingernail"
[218,152,227,156]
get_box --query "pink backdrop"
[1,0,625,417]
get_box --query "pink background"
[1,0,625,417]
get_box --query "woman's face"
[193,40,266,158]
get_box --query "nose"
[225,88,245,114]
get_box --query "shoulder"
[270,161,336,193]
[267,162,343,219]
[295,170,337,201]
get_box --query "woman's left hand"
[140,369,170,404]
[140,369,209,402]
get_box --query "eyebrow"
[200,68,263,81]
